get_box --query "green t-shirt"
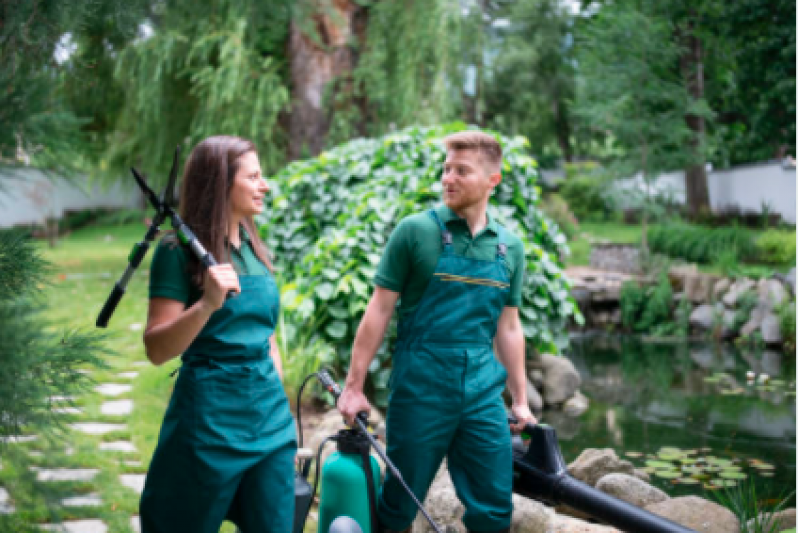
[374,205,525,317]
[149,226,268,306]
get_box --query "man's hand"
[337,386,372,427]
[510,402,537,434]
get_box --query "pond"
[545,334,796,505]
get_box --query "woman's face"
[229,151,269,218]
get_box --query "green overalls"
[379,210,514,532]
[140,268,296,533]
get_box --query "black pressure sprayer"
[96,147,233,329]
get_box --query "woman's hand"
[201,264,240,310]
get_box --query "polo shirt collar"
[436,204,498,235]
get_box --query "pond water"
[545,334,796,504]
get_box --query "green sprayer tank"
[318,429,381,533]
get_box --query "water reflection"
[548,334,796,501]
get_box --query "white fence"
[0,169,141,228]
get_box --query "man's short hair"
[443,131,502,173]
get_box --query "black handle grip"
[508,415,537,436]
[97,284,125,328]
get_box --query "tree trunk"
[288,0,365,160]
[679,17,711,216]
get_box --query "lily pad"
[707,457,733,467]
[710,479,738,488]
[751,463,775,470]
[646,460,676,469]
[654,470,682,479]
[719,471,747,480]
[759,473,775,478]
[625,452,644,459]
[676,477,700,485]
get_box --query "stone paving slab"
[99,441,137,453]
[0,487,15,514]
[53,407,83,415]
[119,474,146,494]
[40,519,108,532]
[117,372,139,379]
[61,493,102,507]
[0,435,38,443]
[71,423,127,435]
[100,399,133,416]
[94,384,132,396]
[33,468,100,482]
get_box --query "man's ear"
[489,170,502,188]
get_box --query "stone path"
[0,365,146,532]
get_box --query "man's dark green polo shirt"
[149,226,268,306]
[375,205,525,317]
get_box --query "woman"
[140,136,295,533]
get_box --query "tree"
[575,0,712,250]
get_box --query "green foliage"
[261,124,580,406]
[558,174,613,222]
[539,194,579,240]
[619,272,673,333]
[775,299,796,355]
[648,223,756,264]
[732,291,759,334]
[0,233,108,438]
[110,0,292,181]
[754,230,797,265]
[710,479,794,533]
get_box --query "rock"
[527,379,544,412]
[760,350,783,377]
[712,278,731,300]
[563,391,589,417]
[761,312,783,344]
[758,279,789,310]
[690,346,716,369]
[644,496,739,532]
[684,274,716,304]
[549,515,620,532]
[689,304,715,331]
[541,354,582,404]
[740,306,766,337]
[746,508,796,532]
[722,278,755,307]
[668,264,699,291]
[529,369,545,390]
[411,462,552,533]
[632,469,650,482]
[567,449,635,488]
[595,473,669,508]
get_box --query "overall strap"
[428,209,453,253]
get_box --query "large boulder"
[723,278,755,307]
[567,449,636,487]
[683,274,717,304]
[761,311,783,344]
[758,279,789,310]
[644,496,739,532]
[689,304,715,331]
[595,473,669,508]
[411,463,552,533]
[541,354,582,404]
[712,278,731,300]
[740,306,766,338]
[549,515,621,532]
[746,508,796,532]
[527,379,544,412]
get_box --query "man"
[338,131,535,533]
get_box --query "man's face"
[441,149,499,212]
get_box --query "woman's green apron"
[379,210,514,532]
[140,272,296,533]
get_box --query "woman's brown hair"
[178,135,274,285]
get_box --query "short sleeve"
[149,239,192,304]
[506,239,525,307]
[373,219,412,293]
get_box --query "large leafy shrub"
[619,272,673,333]
[648,223,756,264]
[260,124,580,405]
[558,174,613,222]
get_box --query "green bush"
[260,124,581,405]
[648,223,756,264]
[619,272,673,333]
[755,230,796,265]
[558,174,613,222]
[776,299,796,355]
